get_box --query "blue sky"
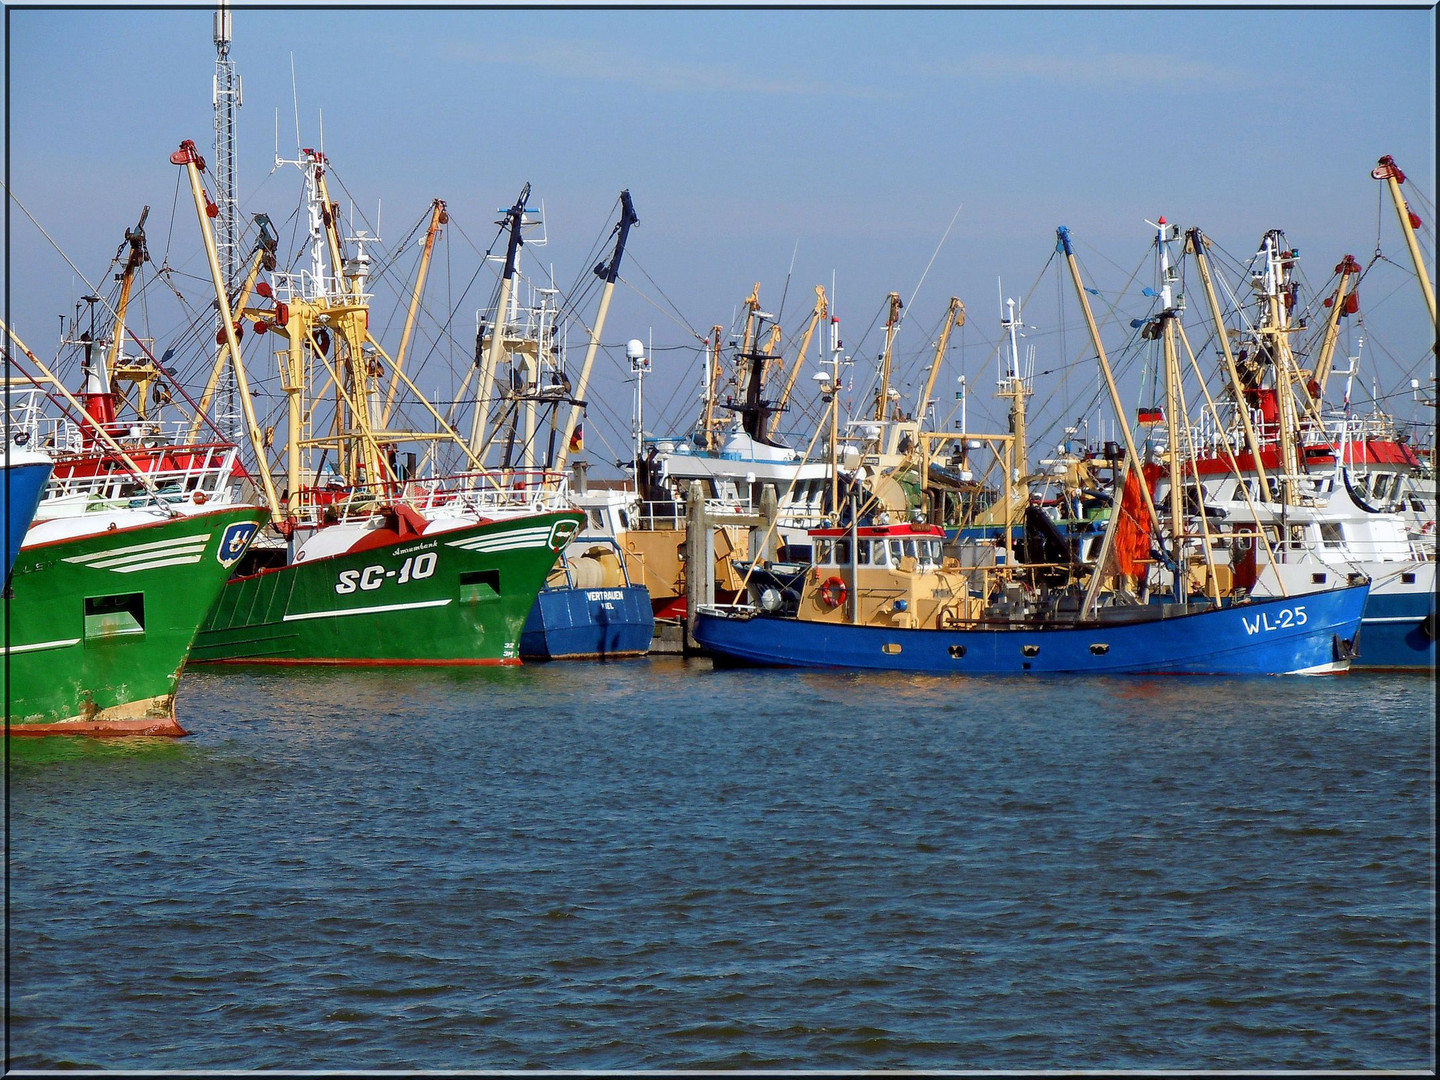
[4,5,1435,467]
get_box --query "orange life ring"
[819,576,847,608]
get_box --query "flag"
[569,424,583,453]
[1137,407,1164,425]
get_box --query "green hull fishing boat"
[5,505,266,735]
[193,508,581,665]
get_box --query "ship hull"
[4,457,52,579]
[191,511,582,665]
[4,506,267,735]
[694,583,1370,677]
[1352,579,1436,671]
[520,583,654,660]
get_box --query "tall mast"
[998,291,1031,506]
[213,3,242,442]
[1372,155,1438,333]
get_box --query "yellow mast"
[554,190,638,473]
[914,297,964,427]
[766,286,827,440]
[382,198,447,427]
[1057,226,1165,604]
[1186,227,1276,504]
[103,207,153,419]
[172,140,284,522]
[699,325,724,452]
[1311,254,1361,401]
[1373,155,1438,332]
[872,292,903,421]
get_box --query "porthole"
[1089,643,1110,656]
[1021,644,1040,657]
[948,644,966,658]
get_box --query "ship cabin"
[797,521,984,629]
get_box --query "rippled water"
[6,661,1434,1069]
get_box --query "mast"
[1256,231,1303,509]
[555,189,638,473]
[767,286,827,440]
[1057,225,1165,616]
[382,198,447,427]
[914,296,964,426]
[173,139,283,523]
[1150,217,1187,601]
[1186,226,1275,503]
[1372,155,1438,333]
[872,292,903,421]
[1311,254,1361,400]
[469,184,529,458]
[998,292,1031,508]
[213,3,242,442]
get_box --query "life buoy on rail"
[819,576,847,609]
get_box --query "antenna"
[290,53,301,153]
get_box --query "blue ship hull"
[694,583,1370,676]
[4,457,52,581]
[520,583,654,661]
[1353,586,1435,671]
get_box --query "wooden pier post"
[684,480,712,654]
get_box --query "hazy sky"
[4,4,1435,468]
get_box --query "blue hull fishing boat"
[520,537,654,660]
[697,517,1369,677]
[4,447,53,579]
[695,585,1370,676]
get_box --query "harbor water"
[7,660,1434,1070]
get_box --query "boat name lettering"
[393,540,438,556]
[585,590,626,602]
[1241,605,1307,636]
[335,551,439,594]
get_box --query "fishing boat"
[697,519,1369,675]
[1151,224,1435,671]
[3,441,52,580]
[694,223,1371,677]
[166,142,581,665]
[456,184,653,661]
[3,210,269,734]
[520,536,653,660]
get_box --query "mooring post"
[684,480,708,652]
[758,483,779,562]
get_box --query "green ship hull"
[4,505,268,735]
[190,510,582,665]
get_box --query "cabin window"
[617,509,631,530]
[889,539,905,565]
[856,541,871,566]
[1409,498,1426,513]
[1402,572,1416,584]
[814,540,832,565]
[870,540,889,566]
[84,593,145,639]
[588,510,605,529]
[1320,523,1345,548]
[834,540,851,565]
